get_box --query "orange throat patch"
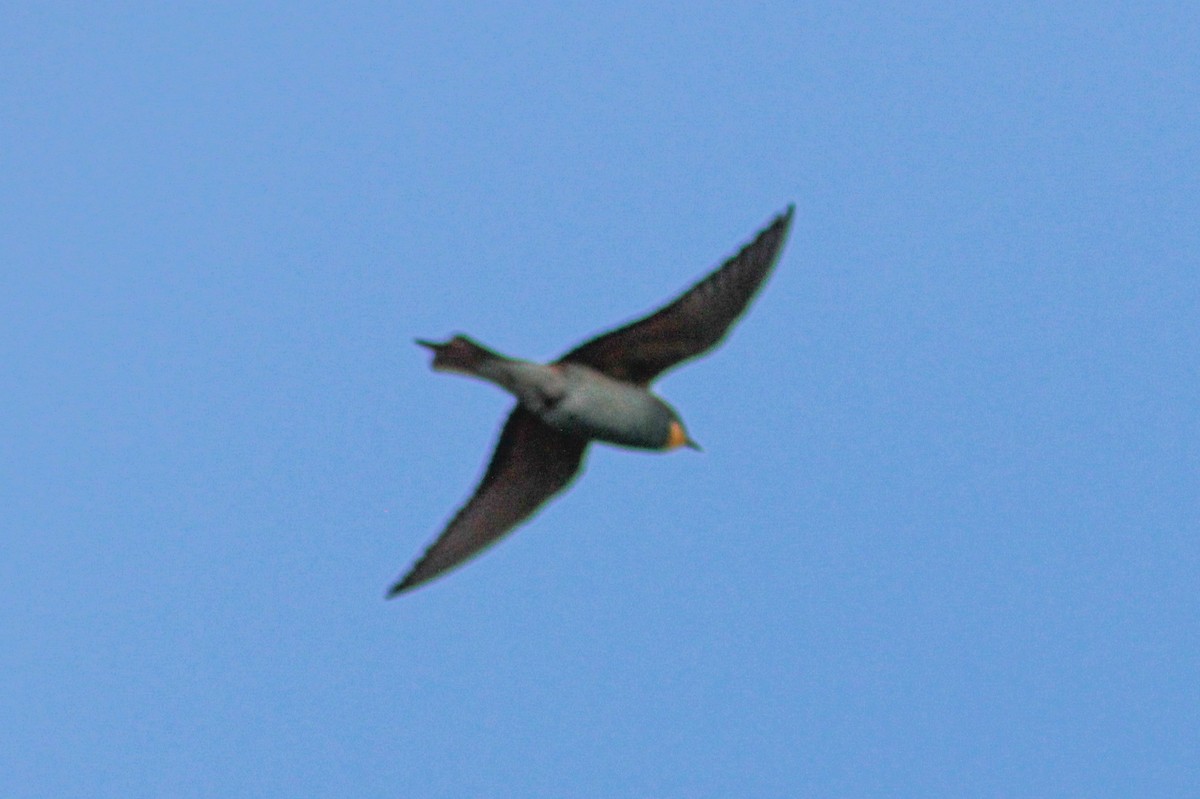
[666,420,690,450]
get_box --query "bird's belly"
[538,376,671,450]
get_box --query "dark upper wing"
[388,406,588,596]
[558,206,794,385]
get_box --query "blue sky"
[4,2,1197,796]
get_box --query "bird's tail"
[416,335,507,375]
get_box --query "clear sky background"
[4,3,1197,796]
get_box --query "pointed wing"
[389,406,588,596]
[558,206,794,385]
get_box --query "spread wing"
[558,206,794,385]
[388,406,588,596]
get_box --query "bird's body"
[422,335,690,450]
[546,362,691,450]
[390,206,794,596]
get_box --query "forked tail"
[416,335,507,374]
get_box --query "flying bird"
[390,206,794,596]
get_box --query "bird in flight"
[390,206,794,596]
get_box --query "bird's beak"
[685,437,703,452]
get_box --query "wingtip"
[387,554,443,598]
[768,204,796,246]
[386,575,416,599]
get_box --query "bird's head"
[666,418,702,452]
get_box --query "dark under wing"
[558,205,794,386]
[388,406,588,596]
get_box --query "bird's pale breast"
[539,364,675,450]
